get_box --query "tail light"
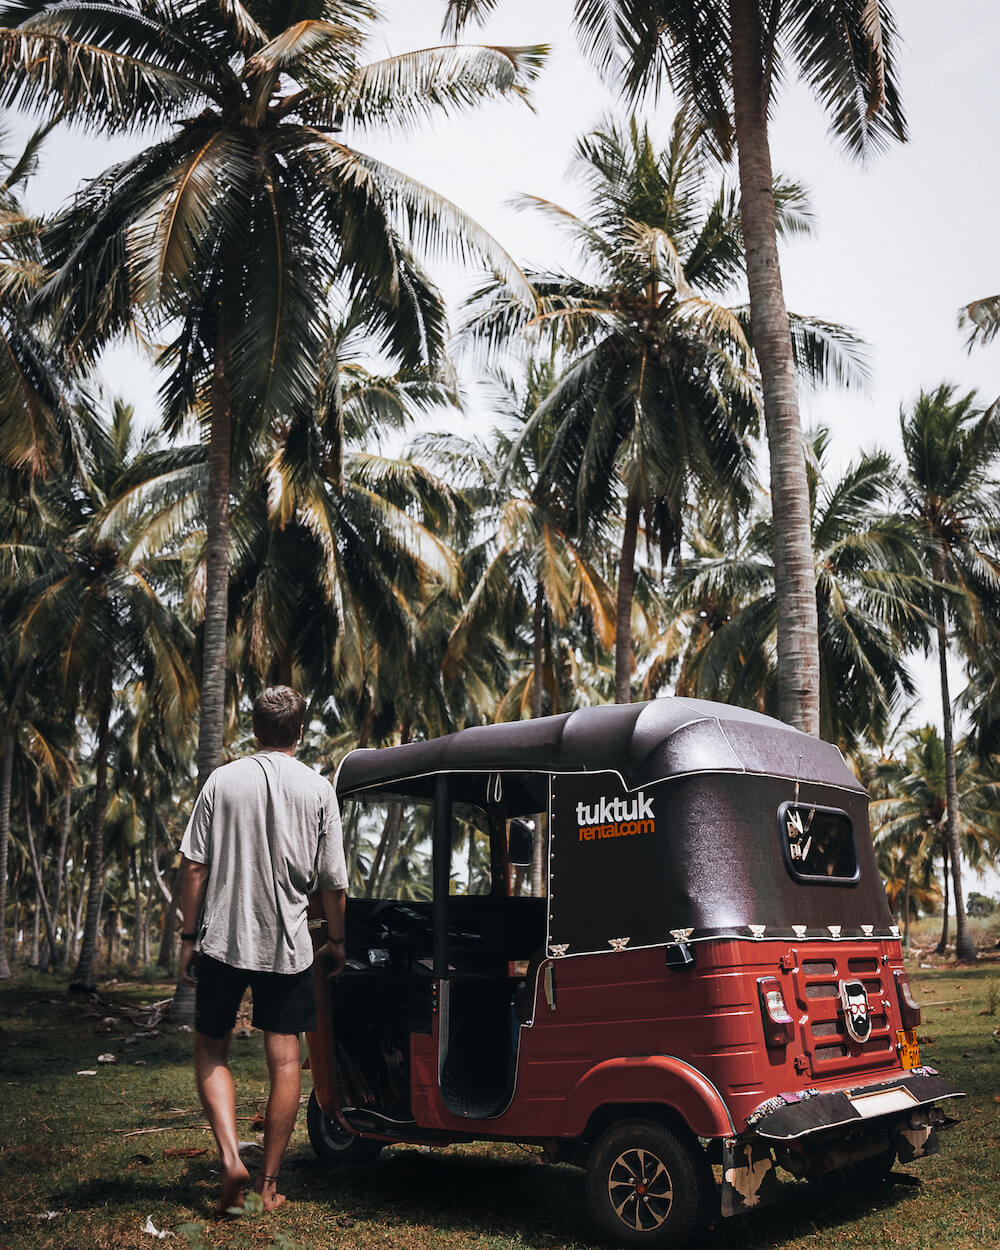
[893,970,921,1029]
[758,976,794,1046]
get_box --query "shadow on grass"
[292,1149,596,1245]
[273,1146,925,1249]
[13,1134,928,1250]
[43,1167,211,1217]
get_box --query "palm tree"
[462,114,867,703]
[0,636,73,976]
[438,359,616,717]
[0,1,545,788]
[897,385,1000,961]
[0,116,70,482]
[226,305,465,728]
[671,432,926,751]
[460,115,763,702]
[871,727,1000,952]
[17,395,199,989]
[445,0,906,734]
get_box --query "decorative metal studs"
[670,928,693,942]
[548,943,569,958]
[792,925,807,939]
[889,925,900,939]
[749,925,767,939]
[608,937,630,952]
[861,924,874,937]
[827,925,842,938]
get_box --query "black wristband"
[180,931,198,941]
[329,936,345,943]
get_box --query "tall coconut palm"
[17,395,199,989]
[461,113,863,703]
[671,431,926,750]
[0,1,545,788]
[446,0,906,734]
[897,385,1000,961]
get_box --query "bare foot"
[215,1160,250,1217]
[253,1174,288,1212]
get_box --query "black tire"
[586,1118,710,1249]
[306,1090,384,1166]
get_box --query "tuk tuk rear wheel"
[306,1090,384,1166]
[586,1118,710,1249]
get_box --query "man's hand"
[317,938,346,978]
[179,941,198,986]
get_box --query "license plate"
[897,1028,920,1069]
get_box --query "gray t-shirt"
[180,752,348,974]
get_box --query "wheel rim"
[320,1116,354,1152]
[608,1147,674,1232]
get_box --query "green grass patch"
[1,963,997,1250]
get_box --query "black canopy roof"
[337,697,863,796]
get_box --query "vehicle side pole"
[432,774,450,979]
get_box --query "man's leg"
[194,1032,250,1213]
[254,1031,301,1211]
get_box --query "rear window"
[778,801,858,884]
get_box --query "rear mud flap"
[721,1139,780,1218]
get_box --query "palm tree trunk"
[614,491,641,705]
[902,860,911,951]
[532,579,545,719]
[130,848,142,969]
[29,898,40,967]
[730,0,820,735]
[936,842,950,954]
[343,803,362,889]
[142,877,153,965]
[196,303,233,791]
[0,708,15,978]
[71,673,113,991]
[45,772,73,970]
[22,779,59,969]
[70,861,86,964]
[933,586,976,959]
[370,800,404,896]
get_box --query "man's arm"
[179,855,210,986]
[316,887,347,977]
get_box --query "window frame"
[776,799,860,886]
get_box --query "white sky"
[6,1,1000,895]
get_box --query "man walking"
[178,686,348,1215]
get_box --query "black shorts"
[194,953,317,1039]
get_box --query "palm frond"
[324,43,547,135]
[784,0,907,159]
[959,294,1000,350]
[306,134,535,305]
[246,17,363,79]
[0,5,222,132]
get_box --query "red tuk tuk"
[305,698,960,1248]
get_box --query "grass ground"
[1,949,998,1250]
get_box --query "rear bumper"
[720,1068,962,1217]
[745,1067,962,1142]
